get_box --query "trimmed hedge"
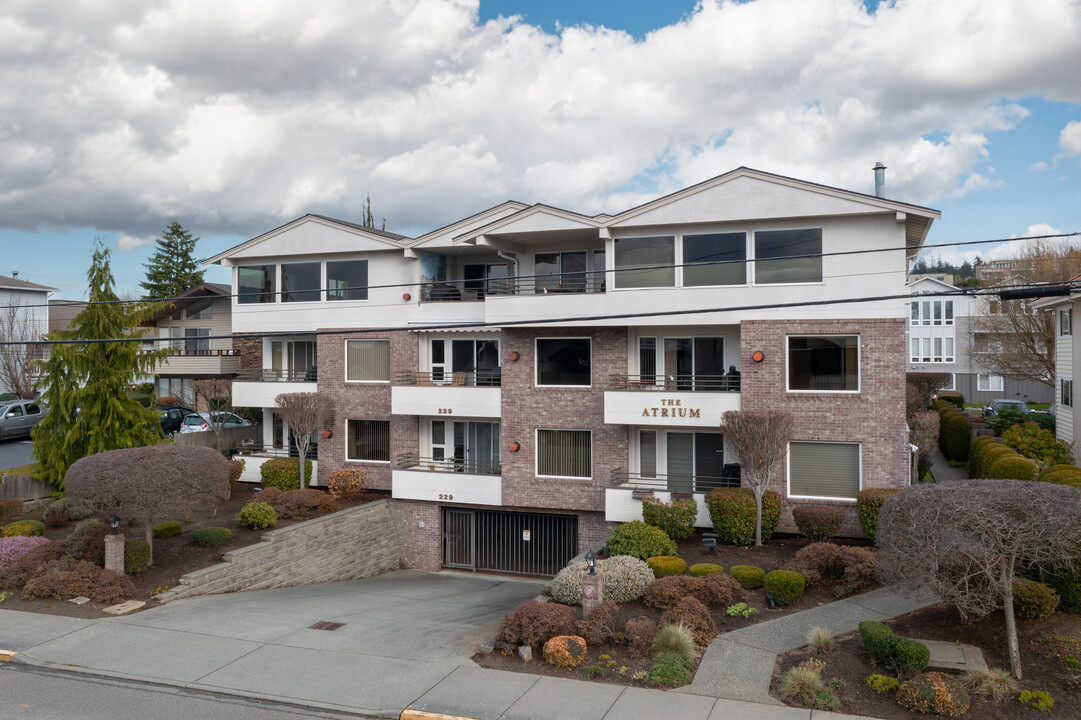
[192,527,232,546]
[689,563,723,577]
[969,438,1008,478]
[937,392,964,408]
[124,539,151,574]
[647,556,687,577]
[1013,578,1060,620]
[856,489,899,543]
[730,565,765,589]
[859,620,930,675]
[1,520,45,537]
[764,569,805,605]
[153,521,183,539]
[987,453,1038,481]
[260,457,313,491]
[791,505,845,543]
[705,487,781,546]
[604,520,678,560]
[235,501,277,529]
[942,412,972,462]
[640,497,697,540]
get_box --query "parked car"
[983,399,1029,417]
[159,405,194,436]
[178,412,253,434]
[0,399,47,440]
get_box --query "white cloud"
[1030,160,1049,171]
[0,0,1078,238]
[1061,120,1081,158]
[116,234,152,252]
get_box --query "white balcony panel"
[393,469,502,506]
[232,381,317,408]
[154,354,241,377]
[605,488,712,528]
[604,390,740,427]
[391,385,501,418]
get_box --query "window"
[537,429,591,478]
[614,236,675,288]
[25,404,40,416]
[1062,379,1073,408]
[942,374,956,391]
[346,340,390,382]
[536,338,591,386]
[910,300,954,326]
[464,263,510,297]
[978,374,1004,392]
[655,337,725,390]
[664,431,728,492]
[186,300,212,319]
[1061,308,1073,336]
[910,337,919,363]
[430,338,500,385]
[788,335,859,392]
[237,265,276,304]
[347,419,389,462]
[754,228,822,284]
[788,441,861,500]
[534,253,587,293]
[327,260,368,301]
[281,262,321,302]
[683,233,746,286]
[184,328,211,353]
[430,420,500,473]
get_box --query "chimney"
[11,271,18,278]
[873,162,887,198]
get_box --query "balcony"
[232,367,318,408]
[392,454,502,506]
[153,349,242,377]
[391,371,502,418]
[603,374,741,427]
[605,468,740,528]
[420,275,605,302]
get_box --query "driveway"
[0,438,33,471]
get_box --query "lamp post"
[104,516,124,573]
[586,549,597,575]
[109,516,121,534]
[581,549,603,617]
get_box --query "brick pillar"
[582,571,604,616]
[104,533,125,573]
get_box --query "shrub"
[688,563,723,577]
[651,622,696,664]
[987,405,1029,437]
[495,600,576,651]
[260,457,312,491]
[266,488,340,520]
[0,536,49,573]
[942,413,971,462]
[987,453,1039,481]
[153,521,183,539]
[938,392,964,408]
[124,539,151,574]
[0,498,24,525]
[327,467,370,502]
[21,558,135,603]
[700,571,744,608]
[730,564,765,589]
[764,570,805,605]
[1017,690,1054,712]
[1038,463,1081,486]
[647,556,687,578]
[604,520,678,560]
[235,501,277,529]
[856,488,899,543]
[550,555,654,605]
[575,601,617,645]
[892,636,933,676]
[807,626,834,653]
[705,487,781,546]
[1003,421,1073,466]
[859,620,930,676]
[1040,562,1081,613]
[648,651,692,686]
[973,444,1015,479]
[794,542,877,597]
[896,672,970,717]
[542,635,587,667]
[725,602,756,617]
[662,596,717,645]
[625,615,658,658]
[792,505,846,543]
[43,497,92,527]
[969,438,1007,478]
[1,520,44,537]
[227,459,245,497]
[779,663,824,705]
[63,519,107,565]
[866,674,900,694]
[640,497,697,540]
[41,503,69,528]
[192,527,232,546]
[1012,578,1059,620]
[644,575,705,610]
[959,668,1018,700]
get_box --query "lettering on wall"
[641,398,701,418]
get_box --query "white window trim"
[343,418,391,464]
[279,261,323,304]
[534,336,593,388]
[786,440,862,502]
[236,263,278,305]
[750,225,826,287]
[535,427,593,480]
[344,338,391,384]
[679,230,750,289]
[942,373,956,391]
[325,258,371,304]
[610,234,677,291]
[786,334,861,394]
[977,374,1004,392]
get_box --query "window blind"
[789,441,860,499]
[538,429,591,478]
[346,340,389,381]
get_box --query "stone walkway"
[929,447,968,482]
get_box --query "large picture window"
[281,262,321,302]
[754,229,822,284]
[327,260,368,301]
[346,340,390,382]
[536,338,591,386]
[683,232,746,286]
[788,441,861,500]
[237,265,276,304]
[788,335,859,392]
[978,374,1004,392]
[537,429,591,478]
[184,328,211,353]
[614,236,675,288]
[347,419,389,462]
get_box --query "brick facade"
[232,334,263,370]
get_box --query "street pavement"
[0,438,34,471]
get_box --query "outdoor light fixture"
[586,549,597,575]
[509,441,521,452]
[508,351,521,362]
[322,430,333,439]
[109,516,120,535]
[751,351,765,363]
[402,292,411,301]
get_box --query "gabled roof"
[452,203,603,244]
[143,282,234,324]
[409,201,529,248]
[205,214,411,266]
[907,277,957,293]
[0,274,57,292]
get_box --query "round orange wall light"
[322,430,333,439]
[508,351,521,361]
[751,351,765,363]
[509,442,521,452]
[402,292,412,301]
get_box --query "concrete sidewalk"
[1,570,910,720]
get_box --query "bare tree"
[719,410,793,546]
[905,372,953,410]
[0,296,45,398]
[275,392,334,489]
[192,378,234,453]
[65,445,231,565]
[877,480,1081,679]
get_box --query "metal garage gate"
[442,508,578,577]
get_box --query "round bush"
[496,600,576,650]
[640,497,697,540]
[942,414,972,462]
[1041,562,1081,613]
[153,521,183,539]
[542,635,587,668]
[260,457,313,491]
[968,438,1003,478]
[192,526,232,546]
[1012,578,1060,620]
[730,565,766,589]
[791,505,846,543]
[550,555,654,605]
[972,444,1014,479]
[1,520,44,537]
[855,489,899,543]
[235,501,277,530]
[764,570,805,605]
[689,563,723,577]
[644,575,706,610]
[124,539,151,574]
[604,520,678,560]
[987,453,1038,481]
[705,488,781,546]
[896,672,970,717]
[647,556,687,578]
[662,596,717,645]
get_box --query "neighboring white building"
[1034,292,1080,449]
[0,273,56,398]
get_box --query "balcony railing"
[611,467,741,493]
[607,374,740,392]
[235,368,318,382]
[420,275,605,301]
[166,349,241,357]
[395,453,502,475]
[393,370,502,387]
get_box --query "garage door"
[442,508,578,577]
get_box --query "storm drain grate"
[308,621,346,631]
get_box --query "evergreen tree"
[32,241,172,489]
[362,193,387,231]
[140,222,204,299]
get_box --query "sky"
[0,0,1078,299]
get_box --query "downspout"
[497,251,518,293]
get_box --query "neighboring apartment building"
[1034,292,1079,449]
[0,273,56,398]
[207,167,938,576]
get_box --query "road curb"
[401,710,481,720]
[0,650,16,662]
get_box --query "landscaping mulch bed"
[772,604,1081,719]
[474,532,877,688]
[0,486,388,619]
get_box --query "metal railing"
[396,453,502,475]
[420,275,605,301]
[234,368,318,382]
[610,467,741,493]
[607,374,740,392]
[166,349,240,357]
[233,441,318,459]
[393,370,502,387]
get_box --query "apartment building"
[208,167,938,576]
[0,273,56,398]
[1034,292,1079,449]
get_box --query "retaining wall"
[0,472,53,501]
[155,498,400,602]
